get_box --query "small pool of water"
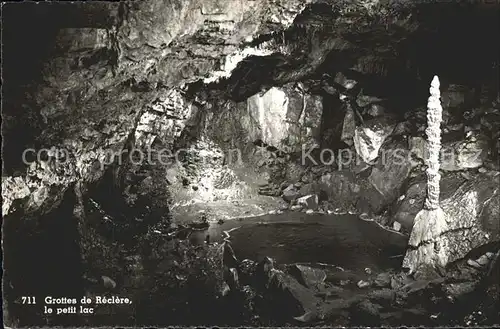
[190,212,408,272]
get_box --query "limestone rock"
[357,280,371,288]
[353,117,395,164]
[319,171,360,210]
[101,275,117,289]
[333,72,357,90]
[263,266,319,318]
[2,177,31,216]
[341,105,357,146]
[392,221,402,232]
[282,184,299,203]
[356,89,384,107]
[443,281,477,301]
[296,194,319,210]
[374,272,391,288]
[480,188,500,233]
[246,84,323,152]
[361,139,412,213]
[366,103,386,118]
[135,89,194,147]
[287,264,327,288]
[467,259,482,269]
[441,132,490,171]
[475,254,490,266]
[392,121,412,136]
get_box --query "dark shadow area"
[84,163,157,248]
[2,188,84,327]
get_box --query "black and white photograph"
[1,0,499,327]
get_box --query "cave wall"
[1,0,320,216]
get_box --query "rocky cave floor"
[2,0,500,327]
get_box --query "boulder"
[282,184,299,203]
[260,262,319,318]
[101,275,117,289]
[357,280,371,288]
[296,194,319,210]
[441,132,490,171]
[392,221,402,232]
[475,254,490,266]
[359,139,412,213]
[287,264,327,288]
[353,117,395,164]
[374,272,392,288]
[334,72,357,90]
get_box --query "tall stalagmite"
[403,76,449,275]
[425,75,443,210]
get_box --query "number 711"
[22,297,36,304]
